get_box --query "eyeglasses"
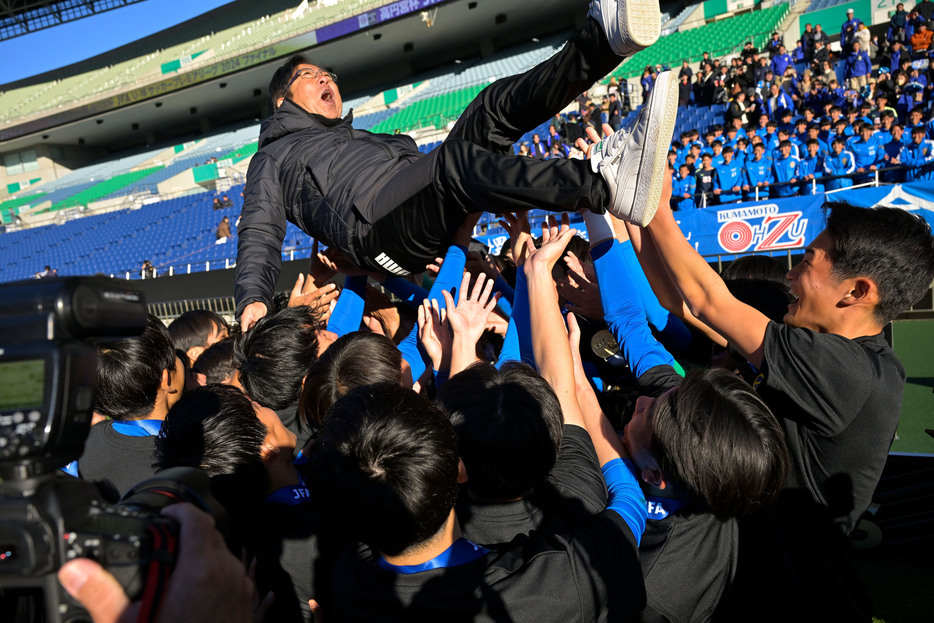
[286,67,338,91]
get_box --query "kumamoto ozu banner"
[674,195,825,258]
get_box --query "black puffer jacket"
[234,100,423,315]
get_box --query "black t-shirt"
[330,510,645,623]
[758,322,904,534]
[719,322,902,623]
[457,424,607,548]
[638,513,738,623]
[77,421,160,503]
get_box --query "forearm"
[526,270,584,428]
[326,276,367,336]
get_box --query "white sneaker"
[590,70,678,226]
[588,0,661,57]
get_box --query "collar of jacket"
[259,99,355,148]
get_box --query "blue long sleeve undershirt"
[325,275,367,337]
[591,240,676,378]
[603,458,648,545]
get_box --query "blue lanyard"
[378,538,489,574]
[111,419,163,437]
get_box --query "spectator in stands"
[695,153,716,206]
[221,194,234,208]
[607,91,623,130]
[792,39,806,63]
[841,8,863,54]
[35,265,57,278]
[900,125,934,180]
[854,23,872,57]
[845,41,873,90]
[890,3,909,43]
[850,122,885,180]
[678,73,692,107]
[529,133,548,158]
[823,137,857,189]
[216,215,232,240]
[212,197,223,210]
[714,146,744,204]
[77,314,184,502]
[771,139,800,197]
[766,83,793,118]
[882,123,909,182]
[236,5,677,330]
[766,32,783,58]
[772,45,794,82]
[797,139,826,194]
[140,259,156,279]
[671,164,696,210]
[679,59,693,79]
[743,142,772,199]
[910,21,932,53]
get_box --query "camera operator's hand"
[58,504,255,623]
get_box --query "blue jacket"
[848,135,883,169]
[845,50,872,79]
[796,155,825,194]
[900,140,934,181]
[715,160,745,202]
[772,53,795,77]
[823,150,856,189]
[841,17,863,41]
[771,155,800,197]
[743,157,773,191]
[671,174,697,210]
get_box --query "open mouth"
[321,89,333,102]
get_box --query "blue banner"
[472,184,933,259]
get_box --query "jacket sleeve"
[235,151,288,318]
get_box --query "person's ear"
[186,346,204,366]
[841,277,877,307]
[641,466,668,490]
[161,368,178,395]
[276,96,285,109]
[457,458,468,484]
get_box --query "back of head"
[298,331,402,429]
[154,384,269,511]
[824,202,934,324]
[236,306,321,410]
[268,53,312,111]
[192,337,237,385]
[309,384,459,556]
[721,255,789,284]
[168,309,228,354]
[651,368,788,520]
[436,362,563,500]
[96,313,176,421]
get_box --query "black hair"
[236,305,321,410]
[651,368,788,520]
[436,362,563,500]
[722,146,734,154]
[823,202,934,324]
[267,53,313,112]
[168,309,228,355]
[299,331,402,429]
[154,384,269,513]
[308,384,460,556]
[95,314,177,421]
[721,254,788,283]
[191,337,237,385]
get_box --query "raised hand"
[417,298,452,372]
[443,271,501,375]
[498,211,532,267]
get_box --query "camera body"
[0,277,220,622]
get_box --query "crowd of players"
[529,5,934,208]
[46,3,934,623]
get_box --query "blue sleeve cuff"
[602,458,647,545]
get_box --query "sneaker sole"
[631,71,678,226]
[617,0,661,54]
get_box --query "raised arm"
[643,172,770,367]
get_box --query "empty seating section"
[806,0,852,13]
[0,0,387,125]
[608,4,789,80]
[353,108,396,131]
[661,3,700,36]
[43,166,165,212]
[370,84,489,134]
[0,185,252,280]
